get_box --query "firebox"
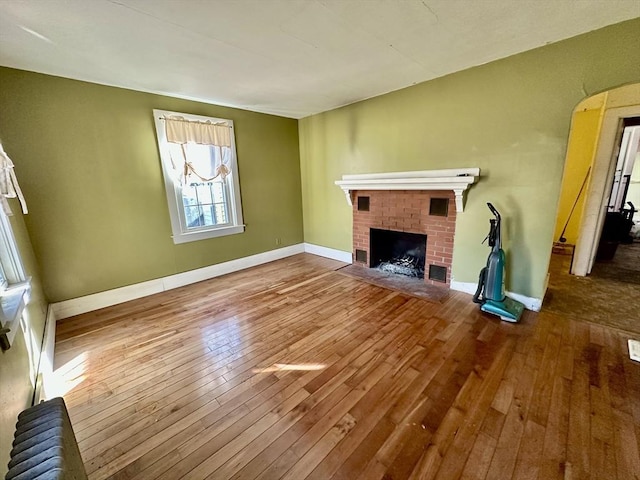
[370,228,427,278]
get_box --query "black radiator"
[5,397,87,480]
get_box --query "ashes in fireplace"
[370,228,427,279]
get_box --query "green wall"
[299,18,640,300]
[0,68,304,302]
[0,199,48,476]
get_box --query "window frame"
[0,206,30,350]
[153,109,245,244]
[0,207,27,289]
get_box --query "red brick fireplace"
[352,190,456,286]
[335,168,480,288]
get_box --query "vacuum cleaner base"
[481,297,524,323]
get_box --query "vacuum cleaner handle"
[486,203,501,250]
[487,202,500,221]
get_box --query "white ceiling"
[1,0,639,119]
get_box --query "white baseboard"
[51,241,541,320]
[450,280,542,312]
[303,243,352,263]
[52,244,305,319]
[507,291,543,312]
[35,306,56,402]
[449,280,478,296]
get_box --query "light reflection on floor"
[199,316,328,374]
[200,315,244,354]
[252,363,326,373]
[45,351,87,398]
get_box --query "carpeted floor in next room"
[544,241,640,335]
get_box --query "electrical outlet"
[275,237,281,246]
[629,339,640,362]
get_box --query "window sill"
[0,280,31,351]
[172,225,245,244]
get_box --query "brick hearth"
[352,190,456,286]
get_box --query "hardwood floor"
[54,254,640,480]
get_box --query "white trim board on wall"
[52,243,353,320]
[449,280,542,312]
[51,241,539,320]
[52,244,306,319]
[35,306,56,402]
[303,243,352,263]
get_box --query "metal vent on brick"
[429,198,449,216]
[355,249,367,263]
[428,264,447,283]
[357,196,370,211]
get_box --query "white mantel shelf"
[335,168,481,212]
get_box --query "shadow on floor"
[544,242,640,335]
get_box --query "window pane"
[0,263,7,291]
[185,206,203,228]
[186,144,216,179]
[182,184,197,207]
[0,209,26,286]
[215,204,228,224]
[196,183,213,204]
[212,182,225,203]
[181,179,231,229]
[203,204,216,226]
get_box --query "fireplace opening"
[370,228,427,278]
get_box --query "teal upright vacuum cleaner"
[473,203,524,323]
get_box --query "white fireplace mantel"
[335,168,481,212]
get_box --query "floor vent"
[6,397,88,480]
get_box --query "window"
[0,142,28,286]
[153,109,244,244]
[0,199,27,291]
[0,206,30,350]
[0,142,30,350]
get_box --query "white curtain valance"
[164,116,232,147]
[0,144,27,216]
[168,143,231,185]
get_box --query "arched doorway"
[553,83,640,275]
[545,83,640,334]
